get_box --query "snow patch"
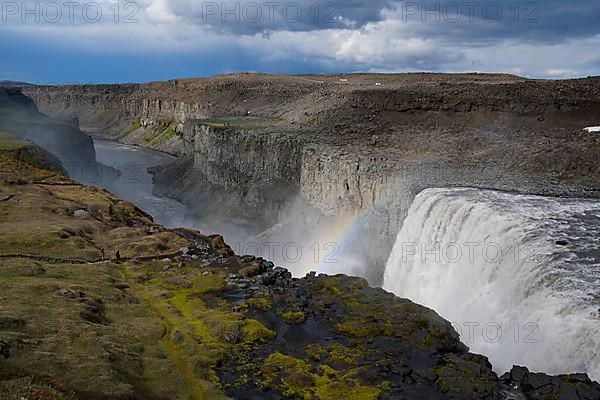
[583,126,600,133]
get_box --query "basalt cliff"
[20,73,600,283]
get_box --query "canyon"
[20,73,600,283]
[2,74,600,398]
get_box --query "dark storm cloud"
[168,0,398,34]
[167,0,600,44]
[400,0,600,44]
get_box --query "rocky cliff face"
[20,74,600,283]
[0,86,96,167]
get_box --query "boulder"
[501,366,600,400]
[74,209,91,219]
[209,234,234,257]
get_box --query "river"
[70,139,194,229]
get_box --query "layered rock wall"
[17,74,600,282]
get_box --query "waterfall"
[383,188,600,380]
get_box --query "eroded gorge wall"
[20,75,600,284]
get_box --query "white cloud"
[144,0,180,24]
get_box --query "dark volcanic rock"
[219,261,600,399]
[223,270,491,398]
[501,366,600,400]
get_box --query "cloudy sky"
[2,0,600,83]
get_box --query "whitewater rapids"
[383,188,600,380]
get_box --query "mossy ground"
[260,352,381,400]
[0,138,299,398]
[0,140,202,398]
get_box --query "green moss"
[279,311,306,324]
[124,121,142,135]
[143,123,178,144]
[130,264,275,395]
[264,353,310,371]
[311,276,342,296]
[335,319,390,338]
[160,334,225,398]
[127,281,227,398]
[262,353,312,398]
[261,352,381,400]
[203,310,243,342]
[144,276,178,290]
[162,127,177,138]
[170,290,207,314]
[192,274,225,293]
[315,381,380,400]
[325,344,358,366]
[241,319,276,344]
[248,297,272,311]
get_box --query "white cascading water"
[383,188,600,380]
